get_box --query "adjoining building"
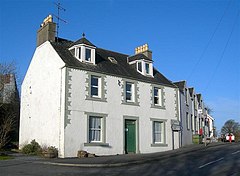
[19,16,181,158]
[174,81,215,146]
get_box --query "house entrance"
[125,120,136,154]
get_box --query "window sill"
[122,101,139,106]
[86,97,107,102]
[151,105,166,109]
[84,142,110,147]
[151,143,168,147]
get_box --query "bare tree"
[0,109,16,149]
[0,61,19,150]
[221,119,240,142]
[205,105,213,115]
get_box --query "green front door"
[125,120,136,154]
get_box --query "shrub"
[21,140,42,155]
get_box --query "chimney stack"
[135,44,152,60]
[37,15,56,47]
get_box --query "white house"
[19,16,181,158]
[174,81,194,146]
[174,81,215,146]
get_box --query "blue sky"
[0,0,239,133]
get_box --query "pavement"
[7,142,226,168]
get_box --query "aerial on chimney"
[135,44,152,60]
[37,15,56,47]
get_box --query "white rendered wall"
[19,42,65,152]
[179,92,193,146]
[63,68,180,157]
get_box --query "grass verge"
[0,155,14,160]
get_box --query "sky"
[0,0,239,134]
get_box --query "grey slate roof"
[189,87,194,97]
[173,81,186,92]
[128,53,152,62]
[69,37,96,47]
[51,38,176,88]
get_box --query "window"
[194,116,197,132]
[78,47,81,59]
[185,88,188,104]
[84,112,109,146]
[137,62,142,72]
[91,76,100,98]
[89,116,102,142]
[191,114,194,131]
[122,80,139,106]
[153,121,164,143]
[151,85,165,109]
[186,112,190,130]
[126,82,134,102]
[86,73,107,102]
[145,63,150,74]
[85,48,91,62]
[154,87,162,106]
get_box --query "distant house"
[19,16,181,158]
[174,81,195,146]
[174,81,214,146]
[0,74,19,104]
[0,73,20,144]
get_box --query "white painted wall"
[63,68,180,157]
[20,42,180,158]
[179,90,193,146]
[19,42,65,151]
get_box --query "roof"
[50,38,176,88]
[173,81,186,92]
[128,53,152,62]
[188,87,194,97]
[69,37,96,47]
[196,94,202,102]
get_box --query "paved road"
[1,143,239,176]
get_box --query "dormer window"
[69,36,96,64]
[128,44,154,77]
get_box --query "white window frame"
[125,82,135,102]
[145,63,150,74]
[69,44,96,64]
[89,116,102,143]
[150,118,168,147]
[154,87,163,107]
[84,112,109,146]
[137,61,142,73]
[85,48,92,62]
[153,121,164,144]
[90,75,101,98]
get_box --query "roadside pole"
[205,133,207,146]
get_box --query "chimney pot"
[37,15,56,47]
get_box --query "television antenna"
[53,1,67,41]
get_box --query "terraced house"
[174,81,215,146]
[19,16,181,158]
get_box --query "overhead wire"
[203,11,239,93]
[187,0,232,81]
